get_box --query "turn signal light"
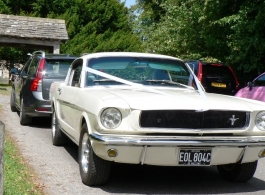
[259,149,265,157]
[107,149,118,157]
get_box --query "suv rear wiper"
[145,79,194,89]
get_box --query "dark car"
[10,51,78,125]
[185,60,240,95]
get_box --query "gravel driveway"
[2,93,265,195]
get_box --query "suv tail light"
[30,59,45,91]
[197,62,203,82]
[228,66,240,91]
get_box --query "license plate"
[178,149,211,166]
[211,82,226,88]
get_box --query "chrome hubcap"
[52,112,56,138]
[20,99,23,118]
[81,133,89,173]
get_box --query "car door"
[57,60,83,141]
[13,56,35,109]
[246,74,265,102]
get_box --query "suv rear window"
[203,65,234,80]
[44,59,73,77]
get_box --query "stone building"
[0,14,69,80]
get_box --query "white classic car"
[50,52,265,186]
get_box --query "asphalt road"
[1,94,265,195]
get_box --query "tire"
[19,98,32,125]
[10,88,18,112]
[78,124,111,186]
[217,160,258,182]
[51,109,67,146]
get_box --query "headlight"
[255,111,265,130]
[100,108,122,129]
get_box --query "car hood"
[90,86,265,111]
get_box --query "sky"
[123,0,136,7]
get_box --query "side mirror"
[247,81,253,91]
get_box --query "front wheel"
[20,98,32,125]
[51,109,67,146]
[78,124,111,186]
[217,160,258,182]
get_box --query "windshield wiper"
[145,79,194,89]
[93,79,123,84]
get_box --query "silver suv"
[10,51,77,125]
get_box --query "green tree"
[134,0,205,59]
[134,0,265,82]
[0,0,142,61]
[0,0,10,14]
[61,0,142,54]
[224,0,265,74]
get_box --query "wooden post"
[0,121,5,195]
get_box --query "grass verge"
[0,82,46,194]
[0,84,11,96]
[4,134,45,195]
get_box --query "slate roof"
[0,14,68,41]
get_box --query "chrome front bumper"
[90,133,265,146]
[89,133,265,166]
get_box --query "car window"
[71,65,82,87]
[253,74,265,86]
[28,56,39,75]
[20,57,32,75]
[44,59,73,77]
[202,66,234,80]
[86,56,192,87]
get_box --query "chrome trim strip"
[237,146,248,164]
[140,146,147,165]
[89,133,265,146]
[34,110,52,114]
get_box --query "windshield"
[85,56,195,89]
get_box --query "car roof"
[79,52,183,61]
[44,54,78,59]
[31,51,78,59]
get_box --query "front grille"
[140,110,249,129]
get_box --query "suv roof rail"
[185,59,224,65]
[32,51,45,58]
